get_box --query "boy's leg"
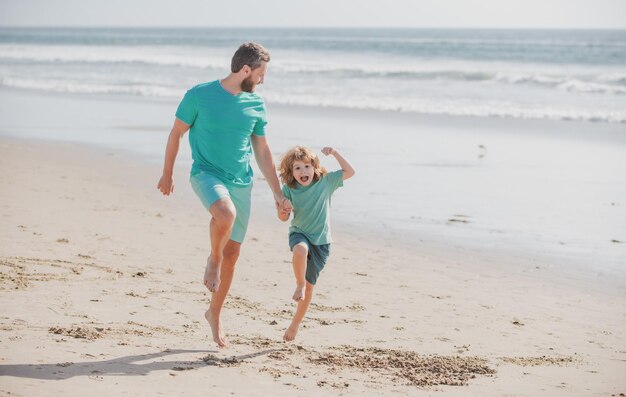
[284,240,329,342]
[292,242,308,301]
[284,281,314,342]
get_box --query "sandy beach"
[0,125,624,396]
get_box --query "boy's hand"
[281,198,293,214]
[321,147,336,156]
[322,147,355,181]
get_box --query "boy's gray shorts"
[288,232,330,285]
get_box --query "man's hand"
[157,175,174,196]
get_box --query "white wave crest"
[2,77,624,124]
[0,44,230,70]
[263,93,626,124]
[0,76,181,97]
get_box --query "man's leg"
[204,181,250,348]
[203,198,236,348]
[205,239,241,347]
[204,198,236,292]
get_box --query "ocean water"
[1,27,625,123]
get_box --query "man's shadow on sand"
[0,348,279,380]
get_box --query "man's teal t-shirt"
[282,170,344,245]
[175,80,268,186]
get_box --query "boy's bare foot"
[283,323,300,342]
[292,284,305,301]
[205,309,227,348]
[203,256,221,292]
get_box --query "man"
[157,42,287,348]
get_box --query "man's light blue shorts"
[190,170,252,244]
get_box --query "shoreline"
[2,133,624,291]
[1,86,625,285]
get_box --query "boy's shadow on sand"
[0,348,279,380]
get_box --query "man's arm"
[157,118,190,196]
[251,134,285,206]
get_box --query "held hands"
[157,175,174,196]
[277,198,293,215]
[274,191,292,213]
[276,196,293,221]
[283,198,293,212]
[321,147,336,156]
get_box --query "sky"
[0,0,625,29]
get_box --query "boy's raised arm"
[321,147,355,180]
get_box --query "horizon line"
[1,25,625,31]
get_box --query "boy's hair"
[279,146,327,188]
[231,42,270,73]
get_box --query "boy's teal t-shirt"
[282,170,344,245]
[175,80,268,186]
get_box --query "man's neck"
[220,74,242,95]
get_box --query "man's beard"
[241,76,255,93]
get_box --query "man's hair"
[279,146,327,188]
[231,42,270,73]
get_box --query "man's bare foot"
[292,284,305,301]
[283,323,300,342]
[205,309,227,348]
[203,256,221,292]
